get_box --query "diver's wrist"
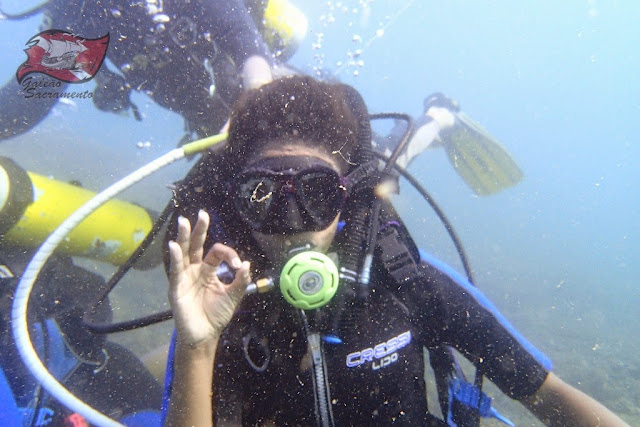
[175,333,219,357]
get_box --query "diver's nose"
[283,194,304,230]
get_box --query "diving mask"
[232,156,347,234]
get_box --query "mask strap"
[342,159,379,194]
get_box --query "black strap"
[376,224,419,284]
[375,224,480,426]
[0,157,33,236]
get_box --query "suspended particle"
[152,14,170,24]
[352,34,362,43]
[376,28,384,37]
[111,9,122,18]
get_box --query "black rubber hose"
[336,84,376,287]
[371,150,475,285]
[83,199,175,334]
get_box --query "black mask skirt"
[231,156,347,234]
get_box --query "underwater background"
[0,0,638,424]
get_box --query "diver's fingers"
[206,244,250,302]
[202,243,242,270]
[201,243,250,304]
[189,210,209,263]
[167,240,185,291]
[229,261,251,302]
[175,216,192,267]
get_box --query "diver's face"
[244,144,343,264]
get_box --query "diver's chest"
[263,298,425,390]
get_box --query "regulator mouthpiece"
[279,251,339,310]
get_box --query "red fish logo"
[16,30,109,84]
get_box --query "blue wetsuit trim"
[418,249,553,371]
[160,329,178,424]
[0,365,23,424]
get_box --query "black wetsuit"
[211,249,551,425]
[0,0,271,140]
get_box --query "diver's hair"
[165,75,372,277]
[225,75,360,175]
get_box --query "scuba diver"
[0,0,523,197]
[376,92,523,196]
[0,156,163,425]
[0,0,307,141]
[0,251,163,426]
[162,76,627,426]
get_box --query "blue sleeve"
[160,330,177,424]
[407,250,552,399]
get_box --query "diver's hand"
[242,55,273,90]
[423,93,457,131]
[168,210,250,346]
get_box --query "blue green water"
[1,1,638,424]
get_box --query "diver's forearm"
[165,337,217,427]
[522,372,629,426]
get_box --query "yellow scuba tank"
[0,156,154,266]
[261,0,308,60]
